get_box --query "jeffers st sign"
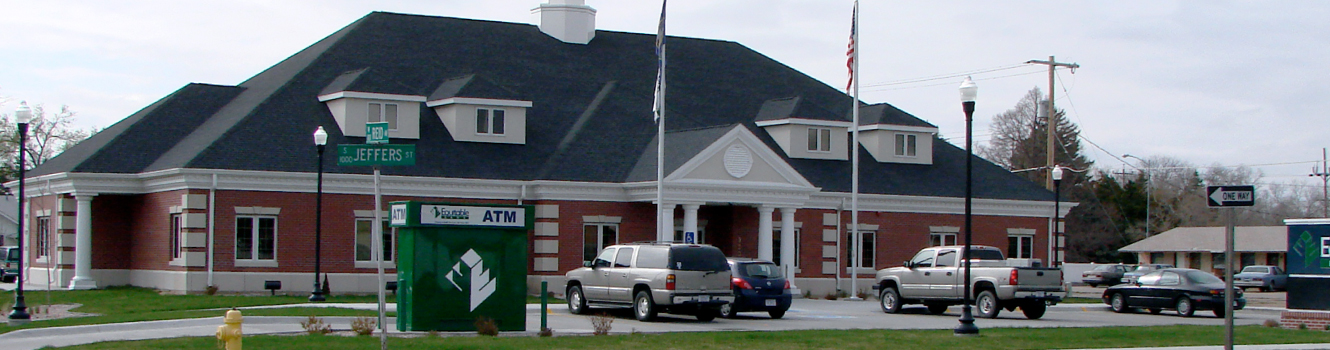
[337,144,416,166]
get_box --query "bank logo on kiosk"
[445,249,497,312]
[421,205,525,228]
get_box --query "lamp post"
[309,126,328,302]
[1051,165,1063,267]
[9,102,31,323]
[954,77,979,336]
[1124,154,1151,236]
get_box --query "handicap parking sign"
[684,231,696,244]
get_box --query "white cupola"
[532,0,597,44]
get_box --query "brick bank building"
[12,1,1066,296]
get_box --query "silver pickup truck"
[873,245,1065,319]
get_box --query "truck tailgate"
[1016,268,1063,291]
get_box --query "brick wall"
[1281,310,1330,330]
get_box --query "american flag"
[653,0,667,122]
[846,0,858,92]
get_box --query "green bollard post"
[540,281,548,331]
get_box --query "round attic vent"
[723,144,753,179]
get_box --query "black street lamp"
[955,78,979,336]
[9,102,31,324]
[309,126,328,302]
[1052,165,1063,267]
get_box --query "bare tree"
[0,102,95,183]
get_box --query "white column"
[659,203,677,242]
[682,204,700,242]
[757,206,774,262]
[780,207,798,293]
[69,194,98,290]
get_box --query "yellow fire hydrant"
[216,308,243,350]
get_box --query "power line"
[861,64,1027,88]
[862,69,1047,92]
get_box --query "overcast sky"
[2,0,1327,189]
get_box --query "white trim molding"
[317,91,427,103]
[425,97,534,108]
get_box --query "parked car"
[565,242,734,322]
[1,246,18,283]
[873,245,1065,319]
[1121,264,1174,284]
[1081,264,1130,287]
[719,258,792,319]
[1233,265,1287,292]
[1102,268,1244,317]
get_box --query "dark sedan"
[1102,268,1244,317]
[720,258,792,319]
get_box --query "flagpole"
[655,0,668,242]
[848,0,862,301]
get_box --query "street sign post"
[1207,185,1255,207]
[366,122,389,144]
[338,144,416,166]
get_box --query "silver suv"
[565,243,734,321]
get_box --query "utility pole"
[1026,56,1080,190]
[1312,148,1329,218]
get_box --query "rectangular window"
[1007,234,1033,259]
[355,219,394,262]
[930,233,957,247]
[35,216,50,258]
[614,247,635,268]
[895,133,917,157]
[583,223,619,265]
[368,103,399,130]
[170,214,183,260]
[235,216,277,262]
[771,228,800,268]
[477,109,506,135]
[807,127,831,152]
[845,231,876,268]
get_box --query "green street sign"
[366,122,390,144]
[338,144,416,166]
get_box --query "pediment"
[667,125,813,188]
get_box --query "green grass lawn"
[56,325,1330,350]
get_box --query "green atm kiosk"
[390,201,532,332]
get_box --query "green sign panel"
[338,144,416,166]
[366,122,389,144]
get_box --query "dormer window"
[807,127,831,152]
[369,103,399,130]
[476,109,506,136]
[895,133,917,157]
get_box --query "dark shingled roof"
[860,103,937,129]
[30,11,1051,201]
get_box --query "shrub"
[590,313,614,336]
[351,316,377,336]
[300,315,331,335]
[1262,319,1280,328]
[539,327,554,337]
[204,285,219,296]
[1298,323,1308,330]
[475,316,499,336]
[823,292,838,300]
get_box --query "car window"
[594,248,616,268]
[1115,265,1128,273]
[1241,266,1268,274]
[1092,265,1113,272]
[935,250,957,267]
[1273,266,1284,275]
[3,248,14,261]
[614,247,634,268]
[668,246,728,272]
[1159,271,1181,286]
[635,246,668,268]
[966,248,1005,261]
[909,250,935,268]
[740,262,783,279]
[1185,270,1223,284]
[1137,271,1163,285]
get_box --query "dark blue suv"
[719,258,792,319]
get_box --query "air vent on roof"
[532,0,597,44]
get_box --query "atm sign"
[420,205,525,228]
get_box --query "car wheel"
[879,286,902,314]
[1110,293,1129,313]
[567,285,588,315]
[1213,308,1226,318]
[720,302,738,318]
[768,308,787,319]
[1021,301,1047,320]
[695,307,718,322]
[926,302,949,315]
[634,290,657,321]
[976,290,1001,319]
[1175,297,1194,317]
[1149,308,1162,315]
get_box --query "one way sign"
[1207,185,1255,207]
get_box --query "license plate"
[699,295,710,302]
[765,299,777,307]
[1032,291,1048,298]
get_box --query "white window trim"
[369,102,400,131]
[234,215,278,268]
[895,133,918,157]
[1007,233,1035,259]
[846,230,876,273]
[930,232,958,247]
[773,227,801,269]
[476,108,506,136]
[33,216,50,263]
[807,127,832,153]
[354,217,397,269]
[583,223,620,264]
[169,213,184,261]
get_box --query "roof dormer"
[857,103,939,165]
[754,97,851,161]
[427,74,532,145]
[317,68,425,140]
